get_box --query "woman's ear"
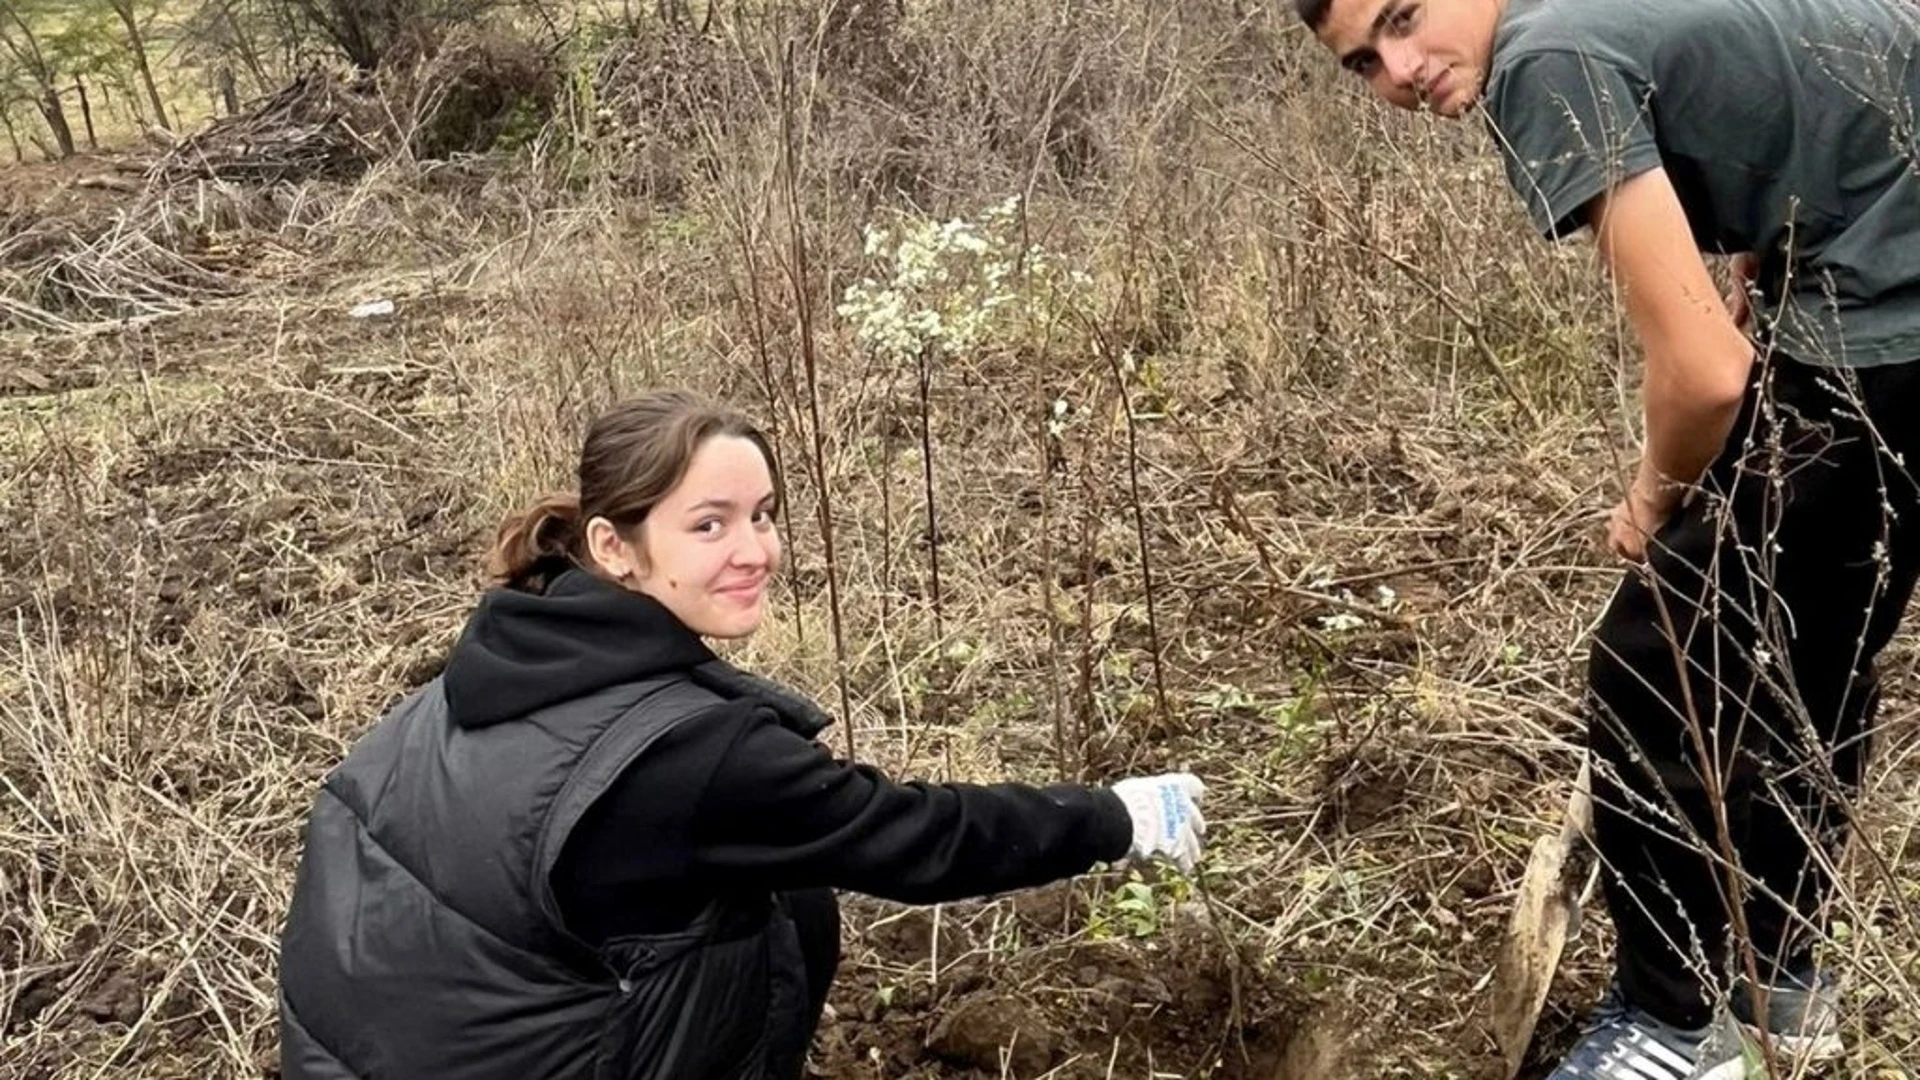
[584,516,639,582]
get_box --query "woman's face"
[591,435,781,639]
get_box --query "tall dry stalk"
[775,38,855,756]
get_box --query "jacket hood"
[443,569,716,729]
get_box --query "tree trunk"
[221,0,276,97]
[111,0,172,131]
[211,7,271,100]
[217,65,239,115]
[37,87,74,158]
[120,71,150,127]
[2,8,73,157]
[0,108,26,164]
[75,76,98,149]
[294,0,382,71]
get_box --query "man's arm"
[1587,167,1754,558]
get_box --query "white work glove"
[1109,772,1207,873]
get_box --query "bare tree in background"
[181,1,267,107]
[284,0,505,71]
[289,0,384,70]
[0,3,75,157]
[103,0,171,130]
[180,0,289,103]
[179,0,509,83]
[0,74,30,161]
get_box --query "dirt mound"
[803,886,1392,1080]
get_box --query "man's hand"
[1584,171,1752,564]
[1606,473,1678,562]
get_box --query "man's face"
[1314,0,1500,118]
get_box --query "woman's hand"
[1110,773,1207,873]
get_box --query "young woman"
[276,389,1206,1080]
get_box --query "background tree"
[0,1,149,156]
[283,0,508,71]
[0,1,76,157]
[0,60,32,161]
[177,0,513,91]
[180,0,280,106]
[103,0,171,130]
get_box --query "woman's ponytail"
[486,491,582,592]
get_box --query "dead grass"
[3,2,1918,1078]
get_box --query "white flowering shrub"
[836,195,1093,364]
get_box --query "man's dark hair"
[1296,0,1332,29]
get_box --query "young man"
[1298,0,1920,1078]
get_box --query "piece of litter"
[1318,612,1366,633]
[349,299,396,318]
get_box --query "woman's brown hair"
[487,390,778,592]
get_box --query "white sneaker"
[1732,966,1843,1065]
[1546,984,1751,1080]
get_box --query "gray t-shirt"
[1484,0,1920,367]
